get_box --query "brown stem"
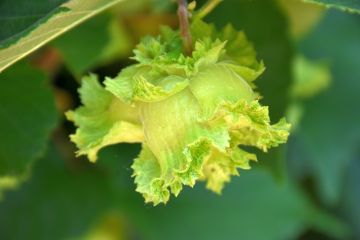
[177,0,193,55]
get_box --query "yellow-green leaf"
[0,0,126,73]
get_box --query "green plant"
[1,0,360,239]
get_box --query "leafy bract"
[66,74,143,162]
[0,0,126,73]
[207,0,295,180]
[191,20,265,84]
[105,65,190,103]
[68,20,290,205]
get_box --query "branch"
[177,0,193,55]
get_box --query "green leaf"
[340,156,360,239]
[303,0,360,14]
[0,0,126,73]
[297,10,360,205]
[52,12,132,78]
[0,0,68,46]
[0,62,58,194]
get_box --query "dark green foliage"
[0,0,68,46]
[0,62,58,176]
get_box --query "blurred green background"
[0,0,360,239]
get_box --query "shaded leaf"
[297,10,360,205]
[291,55,331,99]
[339,154,360,239]
[278,0,325,39]
[0,145,117,240]
[0,62,58,177]
[0,61,58,198]
[0,144,348,240]
[303,0,360,14]
[129,168,348,240]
